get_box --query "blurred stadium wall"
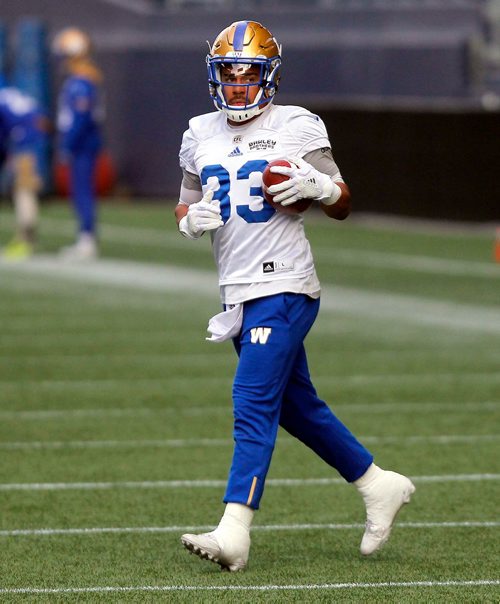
[2,0,499,220]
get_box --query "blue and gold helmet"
[51,28,91,59]
[207,21,282,122]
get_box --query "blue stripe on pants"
[224,293,373,509]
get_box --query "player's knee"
[13,153,41,192]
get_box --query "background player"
[175,20,415,572]
[0,84,48,260]
[52,27,104,260]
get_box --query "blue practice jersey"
[57,74,103,155]
[0,87,41,155]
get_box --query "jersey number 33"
[201,159,275,224]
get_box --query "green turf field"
[0,200,499,602]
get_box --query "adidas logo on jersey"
[250,327,272,344]
[228,146,243,157]
[263,260,294,274]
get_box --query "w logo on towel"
[250,327,272,344]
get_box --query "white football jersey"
[179,104,341,304]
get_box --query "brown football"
[262,159,313,215]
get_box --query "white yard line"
[0,474,498,492]
[2,373,499,383]
[0,521,498,538]
[315,372,500,384]
[317,287,500,334]
[313,247,500,279]
[0,406,230,420]
[0,434,497,451]
[0,438,232,450]
[0,579,498,595]
[0,255,218,297]
[2,255,500,333]
[34,215,500,279]
[0,401,497,421]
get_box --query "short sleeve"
[179,123,198,174]
[286,111,331,157]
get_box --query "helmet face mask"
[207,21,281,123]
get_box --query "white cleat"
[359,471,416,555]
[59,234,98,262]
[180,530,249,572]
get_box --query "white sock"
[354,463,384,490]
[216,503,254,534]
[77,232,97,245]
[14,188,38,240]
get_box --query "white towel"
[206,304,243,343]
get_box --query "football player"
[52,27,104,260]
[0,84,48,260]
[176,20,415,571]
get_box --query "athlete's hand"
[179,190,224,239]
[267,155,340,207]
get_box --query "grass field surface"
[0,200,499,602]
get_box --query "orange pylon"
[495,228,500,263]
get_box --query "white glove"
[178,190,224,239]
[267,155,341,207]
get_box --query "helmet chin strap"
[222,105,261,122]
[216,88,273,123]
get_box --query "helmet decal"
[232,21,249,53]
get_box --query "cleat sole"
[181,536,243,572]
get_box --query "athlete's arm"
[303,148,351,220]
[175,169,223,238]
[175,168,202,226]
[319,181,351,220]
[62,83,94,152]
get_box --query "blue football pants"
[224,293,373,509]
[70,151,98,235]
